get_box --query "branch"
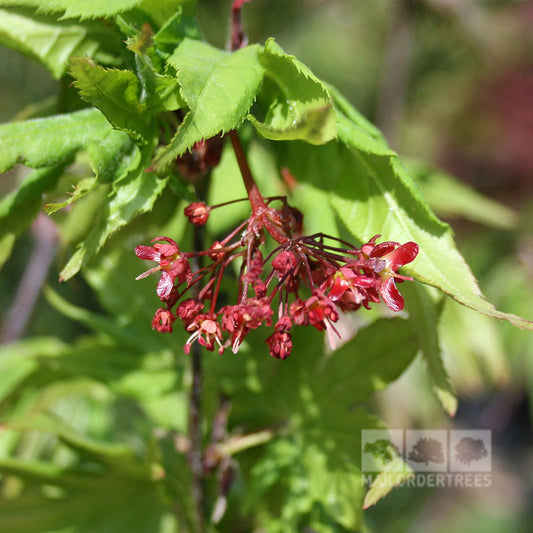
[0,214,58,343]
[230,0,252,51]
[187,177,211,533]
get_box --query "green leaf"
[253,437,363,530]
[8,415,145,473]
[439,299,510,392]
[43,129,142,214]
[211,320,416,528]
[154,39,265,169]
[0,166,65,269]
[244,407,383,531]
[363,461,414,509]
[325,81,386,143]
[0,457,70,485]
[152,5,201,57]
[249,38,336,145]
[0,334,176,403]
[126,31,186,112]
[281,131,533,330]
[334,105,395,156]
[0,338,65,403]
[0,8,122,79]
[0,108,112,172]
[148,74,185,112]
[59,142,168,281]
[43,286,161,350]
[312,318,418,407]
[87,129,141,183]
[409,159,518,229]
[207,319,418,529]
[70,58,150,140]
[0,461,172,533]
[43,176,98,215]
[403,283,458,416]
[135,59,185,112]
[209,319,417,424]
[0,0,143,19]
[138,0,198,25]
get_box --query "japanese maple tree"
[0,0,531,532]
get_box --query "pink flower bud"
[266,331,292,360]
[184,202,211,226]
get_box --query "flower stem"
[228,129,266,214]
[230,0,252,51]
[229,130,289,245]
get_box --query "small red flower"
[271,251,298,277]
[266,331,292,360]
[184,314,224,354]
[221,299,273,353]
[328,267,376,302]
[254,282,268,298]
[208,241,224,261]
[151,307,175,333]
[304,289,339,332]
[366,239,419,312]
[176,298,204,326]
[135,236,192,299]
[289,298,308,326]
[274,315,292,332]
[184,202,211,226]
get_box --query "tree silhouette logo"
[407,437,445,466]
[363,438,401,465]
[361,430,404,472]
[454,437,488,465]
[449,430,491,472]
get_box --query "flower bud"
[184,202,211,226]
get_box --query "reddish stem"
[228,130,289,245]
[230,0,252,51]
[228,130,265,213]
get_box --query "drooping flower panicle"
[135,189,419,359]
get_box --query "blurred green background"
[1,0,533,531]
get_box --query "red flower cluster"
[135,196,419,360]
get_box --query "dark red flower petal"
[369,241,397,258]
[386,242,419,270]
[157,243,180,259]
[169,257,192,286]
[135,245,160,261]
[380,276,404,312]
[152,236,179,247]
[176,298,204,324]
[274,315,292,333]
[157,270,175,299]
